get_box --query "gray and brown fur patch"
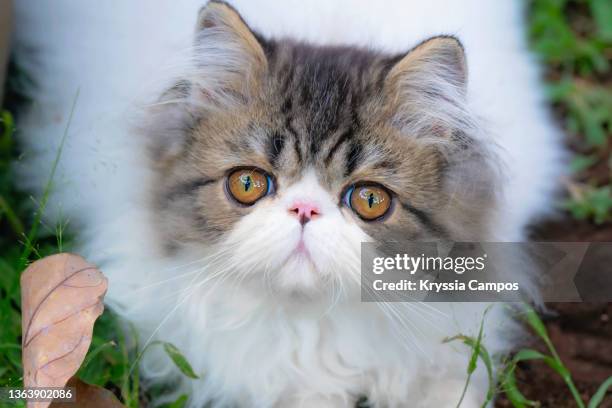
[144,1,500,251]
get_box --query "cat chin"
[243,256,351,304]
[275,253,322,292]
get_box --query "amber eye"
[344,184,392,220]
[227,168,273,205]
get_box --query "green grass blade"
[519,305,586,408]
[513,349,547,362]
[162,342,199,380]
[443,307,493,408]
[467,336,495,408]
[513,348,570,384]
[0,195,25,236]
[522,306,549,344]
[18,89,79,269]
[587,376,612,408]
[160,394,188,408]
[78,341,117,372]
[0,110,14,147]
[500,366,539,408]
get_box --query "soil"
[495,219,612,407]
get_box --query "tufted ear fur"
[384,36,471,140]
[384,36,502,238]
[192,0,268,105]
[145,1,268,165]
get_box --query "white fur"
[13,1,565,407]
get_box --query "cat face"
[145,1,498,298]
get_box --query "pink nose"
[288,201,320,225]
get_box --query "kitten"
[13,0,565,407]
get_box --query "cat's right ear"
[146,2,268,165]
[192,1,268,105]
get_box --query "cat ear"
[146,2,268,165]
[191,1,268,105]
[385,36,472,138]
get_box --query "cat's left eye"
[344,183,392,220]
[226,168,274,205]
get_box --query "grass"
[528,0,612,224]
[0,104,194,407]
[0,90,144,407]
[0,54,145,403]
[0,0,610,407]
[448,305,612,408]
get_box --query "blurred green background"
[529,0,612,223]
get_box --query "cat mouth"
[294,240,310,257]
[279,239,318,272]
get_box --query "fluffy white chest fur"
[14,1,564,407]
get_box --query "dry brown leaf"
[21,253,108,408]
[49,377,124,408]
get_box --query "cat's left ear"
[384,36,471,137]
[192,1,268,104]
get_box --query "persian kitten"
[14,0,564,406]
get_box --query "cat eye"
[226,168,274,205]
[344,183,392,221]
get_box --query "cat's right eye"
[226,168,273,205]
